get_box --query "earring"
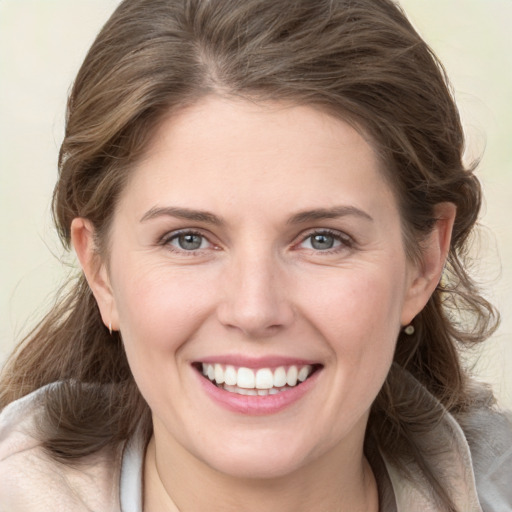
[404,324,415,335]
[108,322,113,336]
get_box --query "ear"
[71,218,119,332]
[400,202,456,326]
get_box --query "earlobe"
[71,218,118,332]
[401,202,456,326]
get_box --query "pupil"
[311,234,334,250]
[179,234,202,250]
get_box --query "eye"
[163,231,212,252]
[298,230,351,252]
[307,233,338,250]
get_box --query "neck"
[143,431,379,512]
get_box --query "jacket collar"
[376,368,482,511]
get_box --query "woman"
[0,0,510,510]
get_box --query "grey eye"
[310,233,335,250]
[175,233,204,250]
[299,232,346,252]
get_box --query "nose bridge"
[217,243,293,336]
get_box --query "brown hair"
[0,0,498,509]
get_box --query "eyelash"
[158,228,354,255]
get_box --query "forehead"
[118,97,398,222]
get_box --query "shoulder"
[458,403,512,511]
[0,384,122,512]
[380,368,511,511]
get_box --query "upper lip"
[193,355,320,369]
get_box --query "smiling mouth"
[195,363,322,396]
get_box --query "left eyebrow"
[287,206,374,224]
[140,206,225,226]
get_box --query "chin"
[195,435,313,480]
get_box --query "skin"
[72,97,455,511]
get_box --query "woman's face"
[84,97,436,478]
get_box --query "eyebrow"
[140,206,224,225]
[287,206,373,224]
[141,205,373,226]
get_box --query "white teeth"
[224,365,237,386]
[298,365,312,382]
[219,384,294,395]
[214,364,224,384]
[237,367,255,389]
[255,368,273,389]
[273,366,287,387]
[286,366,298,386]
[200,363,316,393]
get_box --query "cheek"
[111,261,214,355]
[109,264,213,410]
[300,266,405,343]
[295,262,406,403]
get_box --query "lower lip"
[196,369,321,415]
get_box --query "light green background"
[1,1,511,405]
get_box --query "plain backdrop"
[1,0,511,406]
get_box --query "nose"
[216,250,294,338]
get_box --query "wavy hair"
[0,1,499,509]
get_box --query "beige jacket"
[0,379,510,512]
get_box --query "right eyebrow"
[140,206,224,226]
